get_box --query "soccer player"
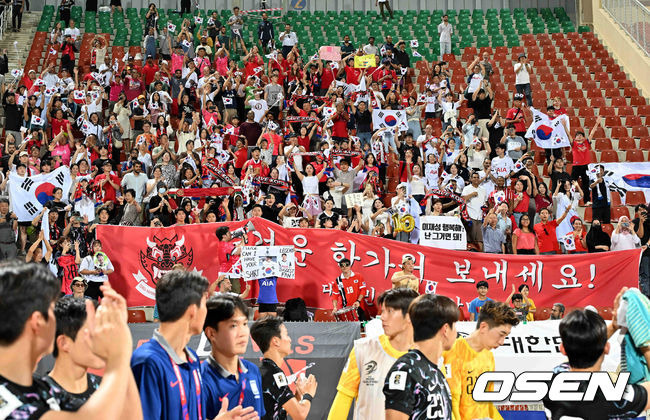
[383,294,458,419]
[543,287,650,418]
[468,280,492,321]
[131,270,210,420]
[45,296,126,411]
[201,294,265,419]
[328,287,418,420]
[0,262,137,419]
[442,300,519,420]
[250,316,318,420]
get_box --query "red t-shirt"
[242,158,268,177]
[506,107,526,132]
[534,220,559,253]
[344,66,361,85]
[142,64,159,86]
[513,192,530,213]
[331,112,350,138]
[57,254,79,294]
[218,240,239,272]
[374,68,396,90]
[50,118,70,137]
[570,230,587,253]
[297,135,311,151]
[332,272,366,308]
[93,174,121,203]
[571,139,591,165]
[321,68,335,90]
[233,148,248,169]
[311,161,327,182]
[262,132,283,156]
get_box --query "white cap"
[584,305,598,313]
[397,182,408,190]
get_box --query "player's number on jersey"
[347,286,354,294]
[426,393,444,418]
[466,375,474,395]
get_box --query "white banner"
[240,246,296,280]
[419,215,467,250]
[372,109,408,132]
[525,107,571,149]
[8,166,72,221]
[588,162,650,205]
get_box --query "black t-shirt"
[0,374,62,418]
[354,110,372,133]
[550,169,572,193]
[92,158,112,172]
[468,96,492,120]
[633,217,650,256]
[318,210,339,227]
[259,358,295,420]
[542,363,648,420]
[398,143,421,163]
[487,120,504,157]
[132,105,144,131]
[383,349,452,419]
[44,374,101,412]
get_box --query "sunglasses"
[339,263,350,268]
[72,282,84,287]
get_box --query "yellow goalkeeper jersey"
[442,337,503,420]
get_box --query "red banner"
[97,218,641,312]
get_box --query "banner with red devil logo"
[98,218,641,311]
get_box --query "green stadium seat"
[578,25,592,33]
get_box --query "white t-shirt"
[424,95,436,113]
[438,22,453,42]
[281,31,298,47]
[461,184,487,220]
[80,254,114,283]
[491,155,514,182]
[514,63,530,85]
[467,73,484,93]
[64,27,81,40]
[248,99,268,122]
[425,162,440,189]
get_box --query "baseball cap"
[19,151,28,157]
[397,182,408,190]
[514,93,524,100]
[402,255,414,264]
[518,53,527,59]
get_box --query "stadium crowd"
[1,5,649,297]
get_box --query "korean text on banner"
[318,45,341,62]
[98,218,641,310]
[420,216,467,250]
[354,54,375,68]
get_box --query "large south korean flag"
[9,166,73,221]
[372,109,409,132]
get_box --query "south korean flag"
[424,280,438,295]
[562,233,576,251]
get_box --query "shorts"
[259,303,278,313]
[467,218,483,243]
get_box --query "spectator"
[568,216,588,254]
[512,214,538,255]
[550,303,565,319]
[500,125,527,161]
[376,0,394,20]
[437,14,453,60]
[611,216,642,251]
[467,280,492,321]
[363,36,379,56]
[633,205,650,296]
[534,207,570,255]
[586,218,611,253]
[482,209,505,254]
[514,53,532,106]
[340,34,355,54]
[468,81,493,138]
[79,239,114,299]
[590,164,611,224]
[279,24,298,59]
[390,255,420,292]
[227,6,245,54]
[553,180,583,246]
[257,12,275,54]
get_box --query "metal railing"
[0,5,11,40]
[602,0,650,56]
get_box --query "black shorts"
[259,303,278,313]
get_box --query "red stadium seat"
[578,107,595,117]
[128,310,147,323]
[584,206,593,223]
[605,87,621,98]
[640,137,650,149]
[626,191,647,206]
[611,206,631,222]
[314,309,335,322]
[599,150,619,162]
[602,224,614,236]
[632,126,650,137]
[618,105,635,117]
[590,97,606,108]
[598,307,613,320]
[536,307,552,320]
[610,126,628,138]
[626,150,645,162]
[594,139,612,150]
[610,193,622,207]
[630,96,647,106]
[610,96,627,107]
[624,87,639,97]
[618,79,634,88]
[617,137,636,150]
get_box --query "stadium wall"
[590,0,650,96]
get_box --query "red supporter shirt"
[50,118,70,137]
[93,174,121,203]
[570,230,587,253]
[506,107,526,132]
[571,138,592,166]
[57,254,78,294]
[534,220,560,253]
[242,158,268,177]
[311,160,327,182]
[233,148,248,169]
[142,64,159,86]
[331,112,350,138]
[374,68,397,90]
[218,240,239,273]
[332,272,366,308]
[344,66,361,85]
[321,67,335,90]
